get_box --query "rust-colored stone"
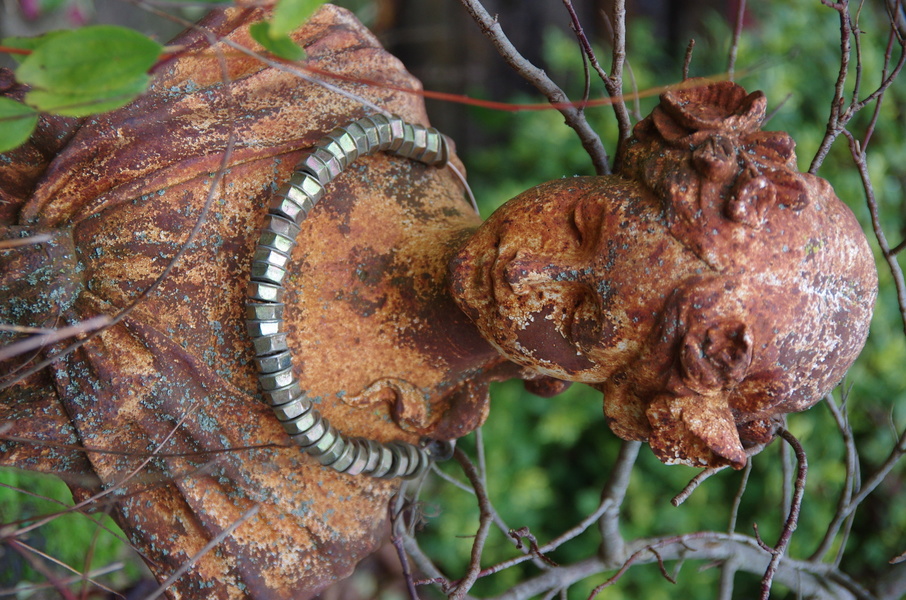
[450,80,878,469]
[0,5,513,598]
[0,8,878,600]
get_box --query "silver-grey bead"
[282,405,318,435]
[258,367,295,391]
[380,443,410,480]
[369,444,394,478]
[252,332,289,357]
[254,350,292,374]
[328,437,357,472]
[261,214,301,239]
[246,319,283,337]
[245,302,284,321]
[262,379,302,405]
[252,246,291,269]
[343,439,371,476]
[250,261,287,285]
[272,395,312,421]
[247,281,285,303]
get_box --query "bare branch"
[449,447,495,600]
[759,428,808,600]
[597,441,640,564]
[672,465,727,507]
[144,504,261,600]
[845,131,906,332]
[683,39,696,81]
[457,0,611,175]
[727,0,747,81]
[811,393,860,563]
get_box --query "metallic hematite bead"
[258,367,295,391]
[320,138,349,170]
[252,248,290,270]
[380,443,409,479]
[262,214,301,239]
[306,421,339,454]
[290,411,327,444]
[342,121,371,156]
[272,395,312,422]
[256,228,296,256]
[393,123,417,156]
[344,439,370,476]
[245,302,284,321]
[328,437,358,472]
[246,319,283,337]
[252,333,289,357]
[247,281,285,303]
[254,350,292,374]
[282,405,319,435]
[250,261,287,285]
[262,379,302,405]
[369,445,394,478]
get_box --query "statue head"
[450,80,877,469]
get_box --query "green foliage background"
[1,1,905,598]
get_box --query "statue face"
[450,81,878,469]
[449,176,703,383]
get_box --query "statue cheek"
[506,305,597,375]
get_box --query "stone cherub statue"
[0,4,876,599]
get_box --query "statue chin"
[450,79,878,469]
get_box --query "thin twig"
[600,0,633,165]
[727,0,747,81]
[598,441,640,564]
[759,428,808,600]
[457,0,610,174]
[672,465,727,507]
[727,460,752,534]
[143,504,261,600]
[683,39,696,80]
[845,131,906,332]
[449,447,494,600]
[0,132,237,390]
[811,393,859,563]
[0,316,111,362]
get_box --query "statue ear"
[647,392,747,469]
[679,321,752,395]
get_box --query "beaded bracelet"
[246,114,453,479]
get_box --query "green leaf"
[15,25,162,116]
[0,31,67,64]
[249,21,306,62]
[270,0,324,37]
[0,98,38,153]
[25,77,149,117]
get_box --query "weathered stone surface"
[0,5,504,598]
